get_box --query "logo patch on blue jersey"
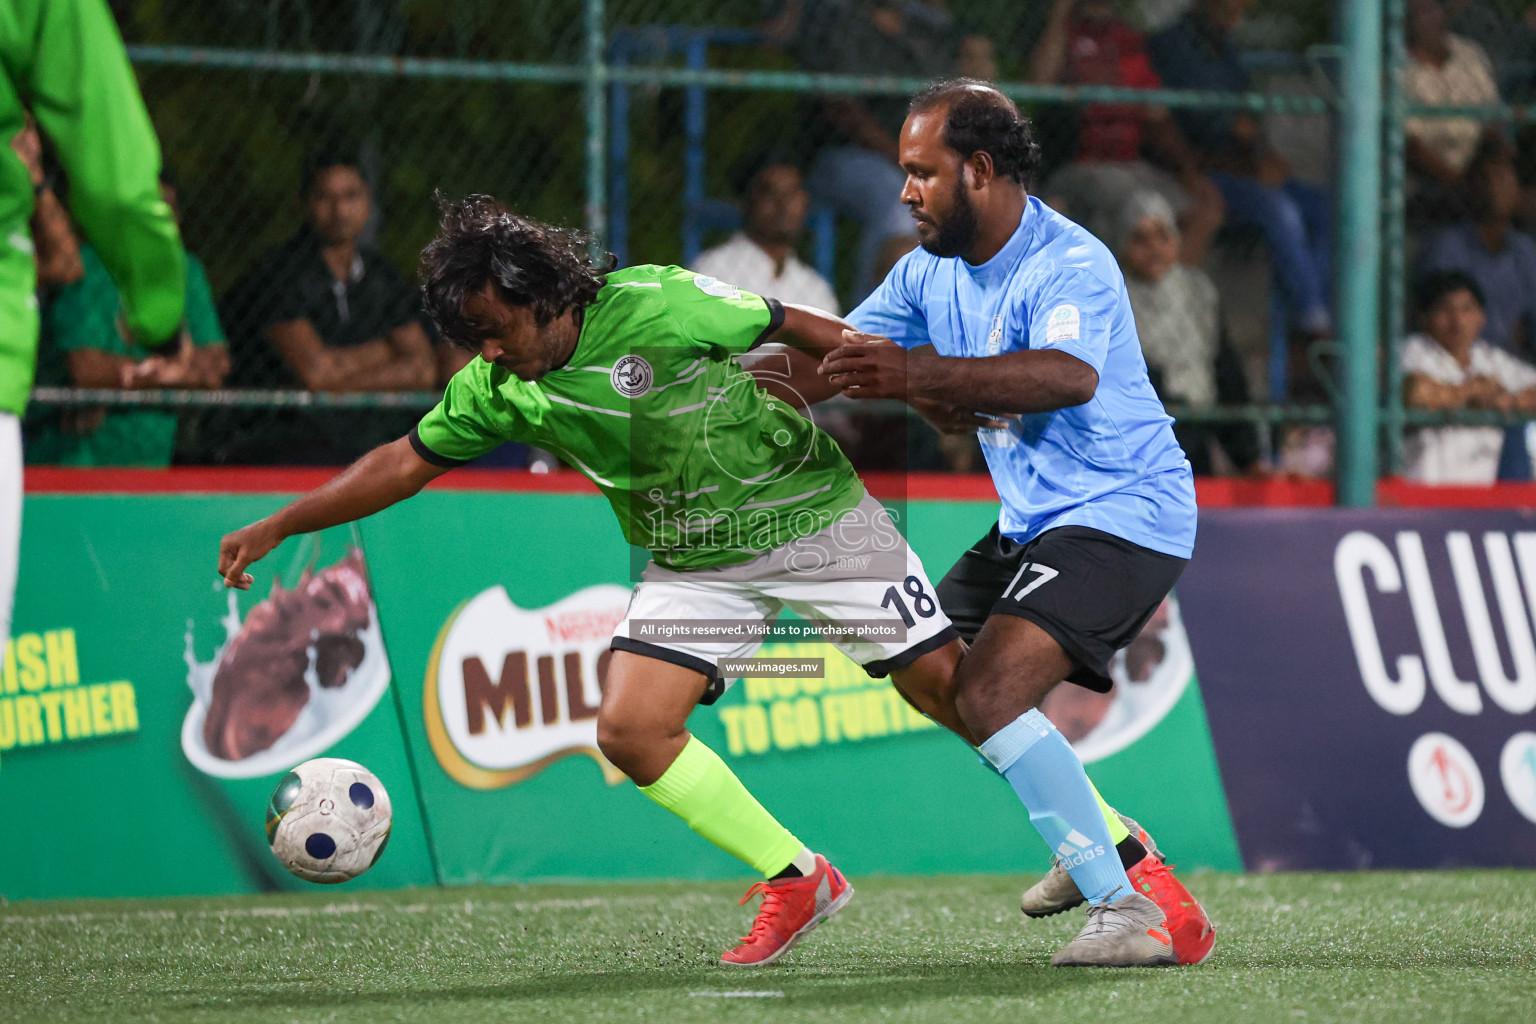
[611,355,654,397]
[1044,304,1080,343]
[987,314,1004,355]
[692,274,741,300]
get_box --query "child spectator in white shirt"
[1402,269,1536,483]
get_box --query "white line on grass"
[689,992,785,999]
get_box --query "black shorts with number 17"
[936,524,1189,693]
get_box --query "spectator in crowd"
[219,149,434,464]
[10,118,81,288]
[1402,269,1536,483]
[692,163,840,313]
[1403,0,1501,221]
[793,1,995,301]
[1420,138,1536,355]
[1149,0,1333,340]
[693,160,882,461]
[1112,191,1263,476]
[30,172,227,466]
[1445,0,1536,101]
[1028,0,1223,265]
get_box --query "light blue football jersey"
[850,196,1197,558]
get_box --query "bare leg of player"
[595,653,708,787]
[596,652,854,966]
[886,639,975,744]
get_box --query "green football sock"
[639,735,805,878]
[1091,780,1131,845]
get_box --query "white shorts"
[612,492,957,703]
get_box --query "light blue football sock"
[978,708,1131,906]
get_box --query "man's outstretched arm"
[740,303,856,408]
[819,332,1099,415]
[774,303,860,359]
[218,437,451,589]
[750,307,1013,429]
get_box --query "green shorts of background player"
[216,196,1165,969]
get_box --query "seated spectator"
[692,163,840,313]
[1420,138,1536,355]
[1402,269,1536,483]
[30,172,228,467]
[1028,0,1223,265]
[219,149,434,464]
[1149,0,1333,339]
[1404,0,1501,222]
[1112,191,1263,476]
[1446,0,1536,101]
[794,1,994,302]
[694,161,879,458]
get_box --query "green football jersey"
[412,265,865,570]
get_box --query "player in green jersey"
[218,196,1178,969]
[219,196,972,966]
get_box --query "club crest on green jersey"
[611,355,653,397]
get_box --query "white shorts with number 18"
[611,493,957,699]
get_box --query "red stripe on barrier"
[23,467,993,500]
[861,472,999,501]
[21,466,1536,508]
[26,467,337,494]
[22,467,604,495]
[1193,477,1334,507]
[1192,477,1536,508]
[1378,477,1536,507]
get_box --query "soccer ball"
[264,757,392,883]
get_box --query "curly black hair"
[908,79,1042,187]
[418,193,615,349]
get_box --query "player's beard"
[920,178,979,259]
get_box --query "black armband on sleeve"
[748,298,786,352]
[408,426,471,468]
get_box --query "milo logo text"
[424,585,631,789]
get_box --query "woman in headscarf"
[1111,190,1265,476]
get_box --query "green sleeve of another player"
[409,362,527,467]
[659,266,784,354]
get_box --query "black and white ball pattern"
[265,757,392,883]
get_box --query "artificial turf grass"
[2,871,1533,1024]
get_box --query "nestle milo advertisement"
[3,485,1241,900]
[361,490,1242,885]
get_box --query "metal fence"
[23,0,1536,501]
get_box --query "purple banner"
[1180,509,1536,870]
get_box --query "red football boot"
[720,854,854,966]
[1021,813,1217,965]
[1127,853,1216,965]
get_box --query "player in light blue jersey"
[843,114,1196,560]
[819,80,1214,967]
